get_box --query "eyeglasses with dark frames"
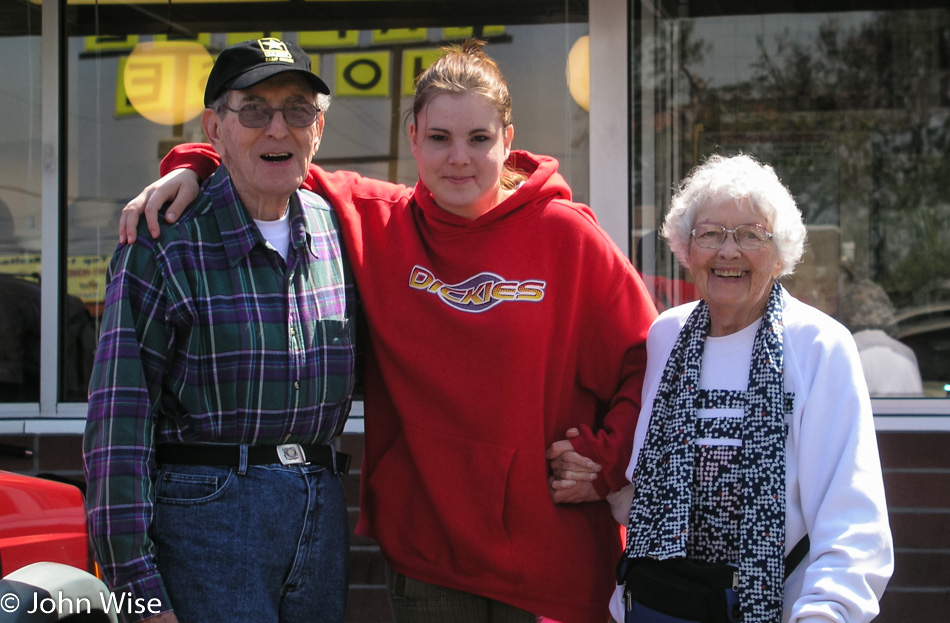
[224,102,320,128]
[690,222,774,250]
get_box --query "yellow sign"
[115,58,138,118]
[402,48,446,95]
[298,31,359,48]
[154,33,213,46]
[441,26,506,39]
[226,32,284,47]
[0,254,111,304]
[335,51,390,97]
[371,29,427,44]
[122,40,214,126]
[0,254,42,278]
[85,35,139,53]
[66,255,112,304]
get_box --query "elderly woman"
[554,154,893,623]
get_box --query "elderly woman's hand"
[548,476,600,504]
[546,428,603,504]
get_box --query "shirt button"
[290,327,296,337]
[294,381,300,390]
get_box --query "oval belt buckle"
[277,443,308,465]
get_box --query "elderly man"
[84,38,355,623]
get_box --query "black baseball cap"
[204,37,330,107]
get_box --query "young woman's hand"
[119,168,201,243]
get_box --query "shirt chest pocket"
[312,317,356,405]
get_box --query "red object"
[0,471,92,577]
[639,274,699,313]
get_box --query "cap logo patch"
[258,38,294,63]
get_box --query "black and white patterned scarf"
[624,280,793,622]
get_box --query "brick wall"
[0,434,86,487]
[337,433,391,623]
[2,430,948,622]
[875,431,950,622]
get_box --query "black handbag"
[618,556,739,623]
[617,536,810,623]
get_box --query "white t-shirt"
[254,209,291,262]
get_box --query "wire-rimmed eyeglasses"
[224,102,320,129]
[690,222,773,250]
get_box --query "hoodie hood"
[412,150,574,231]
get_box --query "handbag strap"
[784,535,810,582]
[617,534,809,588]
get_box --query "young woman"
[121,40,657,623]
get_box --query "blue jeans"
[386,567,538,623]
[154,460,348,623]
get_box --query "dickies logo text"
[409,265,546,313]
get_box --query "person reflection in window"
[837,279,923,397]
[636,230,698,313]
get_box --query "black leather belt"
[156,443,351,474]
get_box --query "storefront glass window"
[634,4,950,397]
[0,1,43,402]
